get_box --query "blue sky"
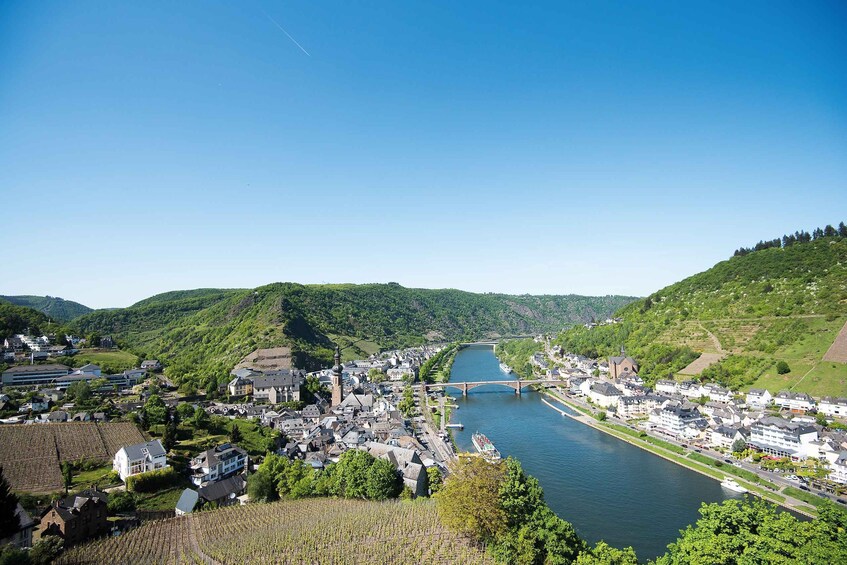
[1,1,845,308]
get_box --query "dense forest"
[69,283,636,388]
[0,295,92,322]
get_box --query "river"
[447,345,744,560]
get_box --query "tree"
[229,422,243,444]
[332,450,376,499]
[29,535,64,565]
[175,402,195,422]
[816,412,828,427]
[731,439,747,454]
[62,462,73,494]
[192,407,210,430]
[162,419,178,452]
[301,375,328,403]
[365,458,401,501]
[66,381,91,403]
[776,361,791,374]
[367,368,387,384]
[107,491,137,514]
[435,457,507,542]
[426,466,442,495]
[143,394,167,426]
[575,541,638,565]
[247,468,277,503]
[0,466,20,540]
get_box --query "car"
[695,449,702,453]
[681,444,688,448]
[799,485,811,491]
[836,499,846,505]
[724,459,733,464]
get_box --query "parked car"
[799,485,811,491]
[836,498,846,505]
[724,459,733,464]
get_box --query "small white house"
[113,439,168,481]
[819,397,847,418]
[745,389,772,409]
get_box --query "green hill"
[0,300,56,340]
[73,283,636,389]
[555,232,847,396]
[0,295,92,321]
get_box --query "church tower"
[331,344,343,406]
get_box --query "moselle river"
[447,345,743,560]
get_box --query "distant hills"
[71,283,636,388]
[0,295,92,322]
[556,226,847,396]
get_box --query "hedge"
[125,467,179,493]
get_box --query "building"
[709,425,746,450]
[0,504,35,549]
[1,364,70,386]
[252,371,303,403]
[40,489,109,546]
[819,397,847,418]
[190,443,248,486]
[774,391,815,413]
[749,416,818,460]
[175,489,200,516]
[362,442,428,498]
[656,403,707,439]
[617,395,662,420]
[331,345,343,406]
[587,382,622,408]
[140,360,162,371]
[197,473,247,507]
[608,355,638,380]
[113,439,169,481]
[746,389,772,409]
[227,375,253,397]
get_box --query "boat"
[499,362,513,374]
[472,432,501,462]
[720,477,748,494]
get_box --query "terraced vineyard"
[58,498,494,564]
[0,422,146,492]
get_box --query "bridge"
[418,379,563,396]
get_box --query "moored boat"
[499,362,513,374]
[720,477,748,493]
[472,431,501,462]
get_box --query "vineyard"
[0,422,146,492]
[58,498,494,564]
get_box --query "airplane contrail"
[260,8,310,57]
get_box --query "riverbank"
[539,387,817,519]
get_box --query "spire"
[334,344,342,370]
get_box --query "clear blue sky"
[2,1,845,308]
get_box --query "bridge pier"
[516,380,522,395]
[462,383,468,397]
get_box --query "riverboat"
[472,432,501,462]
[720,477,748,494]
[499,362,513,374]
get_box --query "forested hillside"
[555,230,847,396]
[0,295,92,321]
[0,300,57,339]
[72,283,636,389]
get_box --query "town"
[0,334,454,557]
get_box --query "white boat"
[720,477,748,494]
[499,362,512,374]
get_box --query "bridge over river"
[417,378,563,396]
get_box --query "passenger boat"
[499,362,513,374]
[720,477,748,493]
[472,432,501,462]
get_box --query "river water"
[447,345,743,560]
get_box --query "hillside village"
[0,340,452,556]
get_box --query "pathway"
[678,322,725,375]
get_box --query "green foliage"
[175,402,195,421]
[419,344,459,383]
[301,375,328,404]
[107,491,137,514]
[426,466,442,495]
[143,395,167,427]
[776,360,791,374]
[398,387,415,419]
[655,497,847,564]
[365,458,401,501]
[0,300,58,341]
[29,535,64,565]
[192,407,210,430]
[595,411,607,422]
[367,368,387,384]
[0,545,30,565]
[1,295,92,321]
[125,467,179,493]
[496,339,542,379]
[575,541,638,565]
[436,457,507,542]
[731,439,747,454]
[0,466,20,540]
[699,355,772,390]
[66,381,91,403]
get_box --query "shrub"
[776,361,791,374]
[125,467,178,493]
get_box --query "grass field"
[57,498,493,564]
[72,349,139,371]
[327,334,383,361]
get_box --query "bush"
[125,467,179,493]
[776,361,791,374]
[107,491,137,513]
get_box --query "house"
[113,439,169,481]
[774,391,815,413]
[100,335,115,349]
[197,473,247,507]
[656,403,708,439]
[140,360,162,372]
[190,443,248,486]
[252,371,304,403]
[819,397,847,418]
[587,382,622,409]
[608,355,638,380]
[41,388,65,403]
[362,441,428,497]
[18,395,49,413]
[77,363,101,377]
[0,504,35,549]
[227,376,253,397]
[47,410,69,423]
[749,416,819,460]
[40,489,109,546]
[830,452,847,485]
[1,364,70,386]
[709,425,746,450]
[617,395,663,420]
[702,383,733,404]
[746,389,772,409]
[175,488,200,516]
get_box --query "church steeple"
[331,344,343,406]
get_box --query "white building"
[587,382,622,409]
[819,397,847,418]
[113,440,168,481]
[773,391,815,413]
[656,403,707,439]
[745,389,772,409]
[655,380,678,396]
[749,417,818,460]
[190,443,248,486]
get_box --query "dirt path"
[698,322,725,354]
[678,352,725,376]
[823,319,847,363]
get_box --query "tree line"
[733,221,847,257]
